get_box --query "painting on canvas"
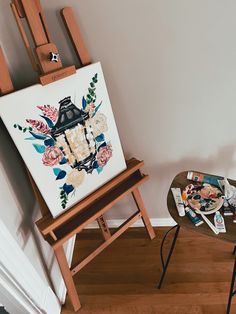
[0,62,127,217]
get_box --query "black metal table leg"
[158,224,180,289]
[226,251,236,314]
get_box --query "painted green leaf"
[95,134,105,142]
[96,167,103,174]
[40,115,54,128]
[63,183,74,194]
[53,168,62,176]
[88,88,95,95]
[30,131,47,140]
[24,137,36,140]
[98,142,107,151]
[32,144,45,153]
[82,96,87,109]
[56,170,67,180]
[93,161,99,169]
[59,157,67,165]
[44,138,55,146]
[91,101,102,117]
[92,73,98,83]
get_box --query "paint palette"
[182,183,224,215]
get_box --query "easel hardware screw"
[49,52,60,62]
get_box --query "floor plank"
[61,227,236,314]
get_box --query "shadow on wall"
[0,119,56,290]
[103,145,236,221]
[0,1,39,89]
[153,144,236,181]
[148,143,236,218]
[0,119,36,242]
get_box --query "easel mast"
[0,48,14,94]
[0,1,156,312]
[10,0,76,84]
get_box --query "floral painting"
[0,63,126,217]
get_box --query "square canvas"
[0,62,126,217]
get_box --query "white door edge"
[0,219,61,314]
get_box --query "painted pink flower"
[85,102,96,114]
[37,105,58,122]
[42,146,64,166]
[97,144,112,167]
[26,119,50,134]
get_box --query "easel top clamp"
[0,1,156,312]
[9,1,91,85]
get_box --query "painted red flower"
[37,105,58,122]
[26,119,50,134]
[97,144,112,167]
[42,146,64,166]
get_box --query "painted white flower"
[91,113,108,137]
[66,169,85,187]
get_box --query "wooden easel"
[0,1,156,311]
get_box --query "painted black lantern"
[51,96,96,172]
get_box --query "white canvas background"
[0,62,126,217]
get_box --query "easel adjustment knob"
[49,52,60,62]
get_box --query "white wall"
[63,0,236,219]
[2,0,236,220]
[1,0,236,297]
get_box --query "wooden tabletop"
[168,171,236,244]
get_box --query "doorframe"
[0,219,61,314]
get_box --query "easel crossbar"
[71,211,142,275]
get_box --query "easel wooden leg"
[226,251,236,314]
[54,245,81,312]
[97,215,111,240]
[132,188,156,240]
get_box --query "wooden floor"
[61,227,236,314]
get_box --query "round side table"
[158,171,236,314]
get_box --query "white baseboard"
[86,217,176,229]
